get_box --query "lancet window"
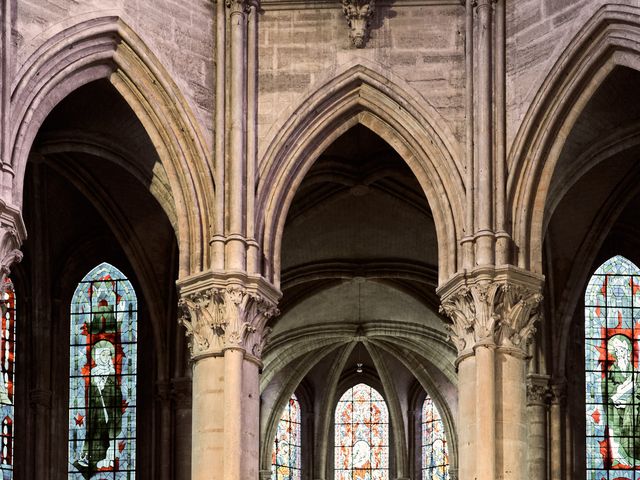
[585,255,640,477]
[0,278,15,478]
[334,383,389,480]
[421,395,449,480]
[271,393,302,480]
[68,263,137,479]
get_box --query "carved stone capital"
[177,273,280,362]
[0,204,26,286]
[342,0,375,48]
[226,0,251,15]
[438,266,543,358]
[550,378,567,404]
[171,377,193,407]
[526,374,551,406]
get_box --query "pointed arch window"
[335,383,389,480]
[68,263,137,479]
[421,395,449,480]
[0,278,15,478]
[585,255,640,476]
[271,393,301,480]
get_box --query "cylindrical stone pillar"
[526,376,549,480]
[496,349,527,480]
[456,354,476,479]
[475,345,496,480]
[224,348,245,480]
[191,356,225,480]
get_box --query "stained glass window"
[0,278,15,480]
[585,255,640,478]
[335,383,389,480]
[271,393,301,480]
[68,263,137,479]
[421,395,449,480]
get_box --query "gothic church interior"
[1,1,640,480]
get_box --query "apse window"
[68,263,137,479]
[0,278,15,479]
[335,383,389,480]
[585,255,640,477]
[421,395,449,480]
[271,393,301,480]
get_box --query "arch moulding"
[9,14,213,275]
[256,61,465,287]
[508,4,640,274]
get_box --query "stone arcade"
[1,0,639,479]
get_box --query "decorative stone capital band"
[177,272,280,362]
[526,374,551,406]
[225,0,251,14]
[0,202,26,288]
[342,0,375,48]
[438,266,543,359]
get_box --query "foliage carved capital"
[226,0,251,15]
[178,275,280,362]
[526,375,551,406]
[0,204,26,287]
[342,0,375,48]
[438,266,543,357]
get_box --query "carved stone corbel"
[0,203,26,288]
[178,280,279,362]
[342,0,375,48]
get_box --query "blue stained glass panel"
[585,255,640,478]
[68,263,137,480]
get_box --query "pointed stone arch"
[256,61,464,287]
[509,4,640,273]
[9,15,213,275]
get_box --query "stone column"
[29,389,52,479]
[156,380,172,480]
[439,266,543,480]
[178,275,279,480]
[526,374,550,480]
[172,376,192,480]
[549,380,566,480]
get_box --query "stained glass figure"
[421,395,449,480]
[68,263,137,479]
[0,278,15,480]
[271,393,301,480]
[585,255,640,478]
[335,383,389,480]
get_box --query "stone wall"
[256,3,466,162]
[13,0,215,149]
[506,0,606,155]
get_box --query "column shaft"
[224,348,244,480]
[475,345,496,479]
[457,356,477,479]
[475,0,495,265]
[226,6,248,271]
[496,350,527,480]
[191,357,225,480]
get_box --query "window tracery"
[421,395,449,480]
[334,383,389,480]
[585,255,640,477]
[272,393,301,480]
[68,263,137,479]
